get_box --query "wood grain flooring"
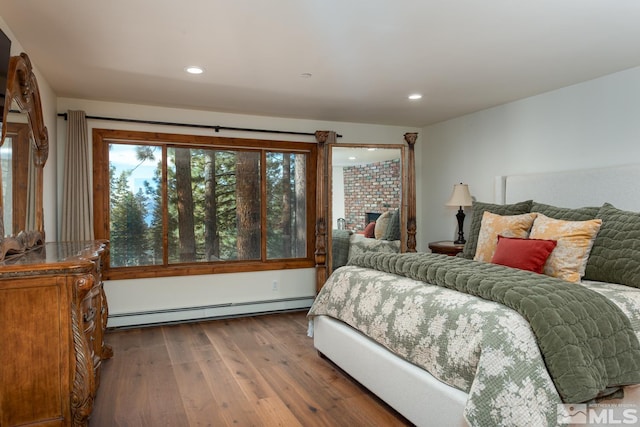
[90,311,412,427]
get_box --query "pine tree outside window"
[93,129,317,280]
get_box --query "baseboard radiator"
[107,296,315,329]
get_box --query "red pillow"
[491,235,557,274]
[363,221,376,238]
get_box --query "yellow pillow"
[528,213,602,283]
[473,212,538,262]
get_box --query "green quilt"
[347,252,640,403]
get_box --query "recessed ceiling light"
[367,148,377,151]
[185,66,204,75]
[348,156,356,160]
[408,93,422,100]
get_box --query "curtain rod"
[56,112,342,138]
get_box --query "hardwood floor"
[90,311,412,427]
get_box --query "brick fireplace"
[342,159,401,230]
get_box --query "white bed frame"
[314,315,468,426]
[313,164,640,427]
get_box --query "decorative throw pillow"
[363,221,376,238]
[473,212,538,262]
[382,209,401,241]
[462,200,533,260]
[374,211,392,239]
[529,213,602,283]
[584,203,640,288]
[491,236,557,273]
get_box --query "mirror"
[2,120,35,236]
[0,53,49,260]
[330,146,403,232]
[314,131,417,291]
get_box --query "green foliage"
[109,168,151,267]
[108,143,307,267]
[266,152,306,259]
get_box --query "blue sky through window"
[109,143,160,226]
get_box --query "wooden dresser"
[0,241,111,427]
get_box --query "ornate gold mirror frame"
[314,131,417,291]
[0,53,49,259]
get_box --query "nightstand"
[428,240,465,256]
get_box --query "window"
[93,129,317,279]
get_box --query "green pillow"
[584,203,640,288]
[461,200,533,259]
[531,202,600,221]
[332,229,353,270]
[382,210,401,241]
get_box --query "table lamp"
[446,183,473,244]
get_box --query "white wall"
[332,166,345,228]
[421,65,640,246]
[56,98,421,325]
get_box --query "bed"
[331,209,402,271]
[331,231,401,270]
[308,165,640,427]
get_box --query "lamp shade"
[446,183,472,207]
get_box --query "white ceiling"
[2,1,640,128]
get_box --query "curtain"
[61,110,94,240]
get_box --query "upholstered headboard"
[495,164,640,212]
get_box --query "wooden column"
[404,132,418,252]
[314,130,335,292]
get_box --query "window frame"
[93,128,317,280]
